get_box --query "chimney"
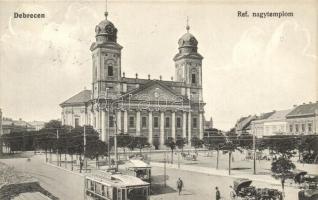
[135,73,138,79]
[303,102,305,105]
[293,105,297,107]
[148,74,150,80]
[171,76,173,81]
[159,75,162,80]
[123,72,125,78]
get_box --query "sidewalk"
[150,162,281,186]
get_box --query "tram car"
[84,171,150,200]
[231,178,283,200]
[118,159,151,183]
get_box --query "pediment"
[124,81,180,102]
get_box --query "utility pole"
[164,150,167,187]
[56,129,59,166]
[253,132,256,175]
[84,125,87,173]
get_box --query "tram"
[84,171,150,200]
[118,159,151,183]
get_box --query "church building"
[60,11,208,147]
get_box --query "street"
[1,153,301,200]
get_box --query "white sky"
[0,0,317,130]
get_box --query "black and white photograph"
[0,0,317,200]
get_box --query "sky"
[0,0,317,130]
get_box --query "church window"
[301,124,305,132]
[193,118,197,128]
[109,116,114,128]
[191,74,196,84]
[295,124,299,132]
[75,118,80,127]
[154,117,159,128]
[165,117,170,128]
[289,125,293,133]
[142,117,147,128]
[108,65,113,76]
[177,117,181,128]
[129,116,135,128]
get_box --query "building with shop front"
[60,11,208,147]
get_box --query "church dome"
[95,12,118,42]
[178,32,198,48]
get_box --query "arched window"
[108,65,113,76]
[191,73,196,84]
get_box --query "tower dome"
[178,32,198,48]
[95,12,118,43]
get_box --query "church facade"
[60,12,207,147]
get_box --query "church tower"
[173,19,203,102]
[90,11,122,100]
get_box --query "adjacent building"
[1,118,36,134]
[60,11,208,147]
[235,115,258,135]
[286,102,318,135]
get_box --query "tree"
[238,133,253,150]
[176,138,187,152]
[203,133,226,169]
[191,136,203,150]
[116,134,132,157]
[223,134,241,175]
[133,136,150,154]
[165,137,176,164]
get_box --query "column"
[124,110,128,134]
[96,109,100,133]
[199,113,203,139]
[182,112,187,139]
[136,111,141,136]
[117,110,121,134]
[90,111,94,126]
[172,112,176,139]
[160,111,165,147]
[148,112,153,144]
[101,110,106,142]
[188,112,192,146]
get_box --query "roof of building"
[287,102,318,117]
[13,192,51,200]
[124,159,150,168]
[60,90,91,107]
[258,111,275,120]
[236,115,257,131]
[267,109,292,121]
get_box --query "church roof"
[60,90,91,107]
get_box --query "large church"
[60,11,208,147]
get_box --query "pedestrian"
[79,158,83,173]
[177,177,184,195]
[215,187,221,200]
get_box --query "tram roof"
[86,171,149,187]
[125,159,151,168]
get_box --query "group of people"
[176,177,234,200]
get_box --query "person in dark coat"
[215,187,221,200]
[177,177,184,195]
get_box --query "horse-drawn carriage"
[181,152,197,161]
[230,179,283,200]
[298,174,318,200]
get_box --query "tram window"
[102,185,105,196]
[122,189,126,200]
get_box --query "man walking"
[177,177,184,195]
[215,187,221,200]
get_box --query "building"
[1,118,36,134]
[204,117,213,129]
[235,115,257,135]
[28,121,46,131]
[60,11,208,147]
[286,102,318,135]
[251,110,291,137]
